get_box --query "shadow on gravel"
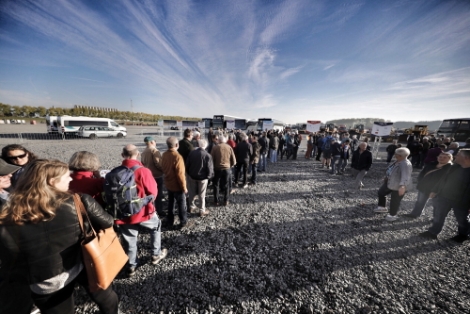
[87,215,452,313]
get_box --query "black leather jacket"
[0,194,113,285]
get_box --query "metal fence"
[0,129,188,145]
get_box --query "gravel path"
[5,132,470,313]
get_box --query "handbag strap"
[73,193,97,237]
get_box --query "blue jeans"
[409,190,429,217]
[338,158,348,172]
[167,190,187,226]
[270,149,277,163]
[428,196,470,236]
[330,155,341,173]
[258,153,267,171]
[120,212,162,267]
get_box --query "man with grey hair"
[420,148,470,242]
[447,142,460,158]
[141,136,165,216]
[234,132,252,188]
[116,144,167,277]
[186,139,214,216]
[162,137,191,229]
[191,130,202,148]
[211,135,236,206]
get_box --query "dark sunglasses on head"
[8,153,27,160]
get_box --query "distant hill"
[325,118,442,131]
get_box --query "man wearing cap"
[0,159,20,208]
[141,136,165,217]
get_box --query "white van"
[46,115,59,133]
[57,116,127,135]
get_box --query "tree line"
[0,102,199,123]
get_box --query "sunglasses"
[8,153,27,160]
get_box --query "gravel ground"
[2,129,470,314]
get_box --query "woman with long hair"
[1,144,38,188]
[0,159,119,314]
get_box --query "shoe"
[126,266,137,278]
[189,206,198,213]
[403,213,418,219]
[200,209,210,217]
[30,305,40,314]
[223,201,229,206]
[152,248,168,265]
[419,231,438,240]
[230,189,236,194]
[450,234,470,243]
[243,184,248,189]
[385,214,398,222]
[374,206,388,213]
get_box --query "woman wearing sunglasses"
[1,144,38,188]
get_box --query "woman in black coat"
[404,152,453,218]
[0,159,119,314]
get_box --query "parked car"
[170,126,179,130]
[77,125,127,139]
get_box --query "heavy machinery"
[398,125,428,143]
[349,124,365,136]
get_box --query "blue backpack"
[103,165,153,220]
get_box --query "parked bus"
[212,115,248,129]
[57,116,127,135]
[437,118,470,146]
[257,118,285,131]
[46,115,59,133]
[201,118,213,128]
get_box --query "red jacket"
[115,159,158,225]
[69,171,105,207]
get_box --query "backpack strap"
[130,165,142,172]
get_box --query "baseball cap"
[144,136,155,142]
[0,159,21,176]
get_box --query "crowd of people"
[0,129,469,313]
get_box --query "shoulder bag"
[73,194,128,292]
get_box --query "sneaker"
[374,206,388,213]
[385,214,398,222]
[243,184,248,189]
[126,266,137,278]
[419,231,438,240]
[450,234,470,243]
[152,248,168,265]
[179,220,195,230]
[200,209,210,217]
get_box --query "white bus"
[46,115,59,133]
[57,116,127,135]
[257,118,285,131]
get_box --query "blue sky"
[1,0,469,123]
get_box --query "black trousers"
[213,169,231,203]
[31,269,119,314]
[235,160,249,185]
